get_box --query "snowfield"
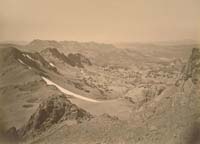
[18,59,26,65]
[23,54,35,61]
[49,62,56,67]
[42,76,101,103]
[18,59,32,69]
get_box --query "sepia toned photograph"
[0,0,200,143]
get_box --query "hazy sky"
[0,0,199,43]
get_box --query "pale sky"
[0,0,200,43]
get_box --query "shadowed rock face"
[187,48,200,84]
[68,53,92,68]
[41,48,70,64]
[41,48,92,68]
[176,48,200,87]
[15,95,92,139]
[182,48,200,82]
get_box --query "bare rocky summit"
[6,94,92,141]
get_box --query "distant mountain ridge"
[27,39,123,66]
[27,39,115,52]
[25,39,195,67]
[41,48,92,68]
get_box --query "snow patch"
[49,62,56,67]
[26,55,34,61]
[18,59,26,65]
[42,77,100,103]
[18,59,32,70]
[23,53,35,61]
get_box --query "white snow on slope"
[23,54,35,61]
[18,59,26,65]
[42,77,100,103]
[49,62,56,67]
[26,55,35,61]
[18,59,32,70]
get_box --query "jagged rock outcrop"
[41,48,70,63]
[68,53,92,67]
[176,48,200,87]
[15,95,92,139]
[125,85,166,105]
[183,48,200,84]
[41,48,92,68]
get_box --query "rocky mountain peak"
[181,48,200,85]
[8,95,92,140]
[189,48,200,83]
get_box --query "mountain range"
[0,40,199,144]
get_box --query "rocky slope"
[129,47,200,144]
